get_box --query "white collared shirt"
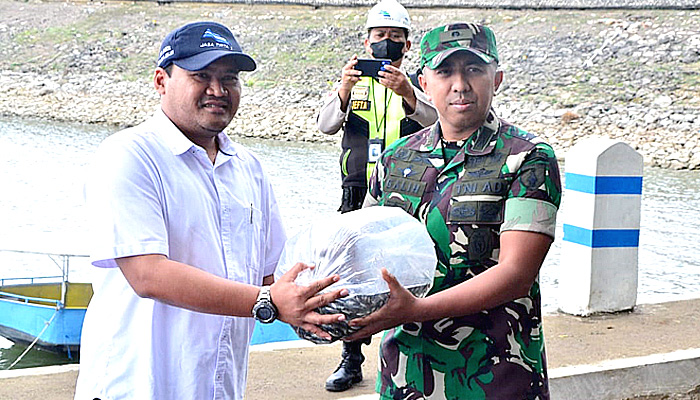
[75,109,286,400]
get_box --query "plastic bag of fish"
[274,206,436,344]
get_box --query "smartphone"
[355,58,391,78]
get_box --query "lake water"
[1,115,699,369]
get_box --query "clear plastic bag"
[274,206,437,344]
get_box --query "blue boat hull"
[0,298,86,352]
[1,298,300,351]
[0,279,301,351]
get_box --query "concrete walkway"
[2,298,700,400]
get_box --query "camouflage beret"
[420,23,499,69]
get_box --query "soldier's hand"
[345,268,418,340]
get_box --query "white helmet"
[365,0,411,31]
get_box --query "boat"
[0,248,302,359]
[0,249,92,358]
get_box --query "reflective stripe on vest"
[350,76,406,182]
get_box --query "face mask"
[370,39,405,62]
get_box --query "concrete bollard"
[558,137,644,316]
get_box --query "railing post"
[558,137,644,316]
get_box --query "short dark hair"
[163,64,173,77]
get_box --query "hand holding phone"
[354,58,391,79]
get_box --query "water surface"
[1,116,699,368]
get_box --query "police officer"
[316,0,437,392]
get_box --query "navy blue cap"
[157,22,256,71]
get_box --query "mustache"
[200,96,231,107]
[449,97,474,104]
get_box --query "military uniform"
[366,110,562,399]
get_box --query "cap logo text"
[201,29,232,50]
[157,45,174,66]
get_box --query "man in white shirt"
[75,21,347,400]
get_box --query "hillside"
[0,0,698,169]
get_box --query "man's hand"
[271,262,349,341]
[378,65,417,112]
[338,55,362,112]
[344,268,419,341]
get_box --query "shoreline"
[2,297,700,399]
[1,1,698,169]
[2,67,698,170]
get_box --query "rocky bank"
[0,0,698,169]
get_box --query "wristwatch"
[252,286,278,324]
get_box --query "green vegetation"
[1,0,697,109]
[244,77,277,89]
[14,28,41,45]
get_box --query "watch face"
[254,286,277,323]
[257,306,274,322]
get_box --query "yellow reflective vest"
[341,76,423,186]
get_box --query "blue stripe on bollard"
[565,173,643,195]
[563,224,640,248]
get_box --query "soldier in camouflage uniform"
[346,23,562,399]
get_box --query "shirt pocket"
[245,203,265,283]
[447,178,510,225]
[225,202,264,284]
[446,177,510,264]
